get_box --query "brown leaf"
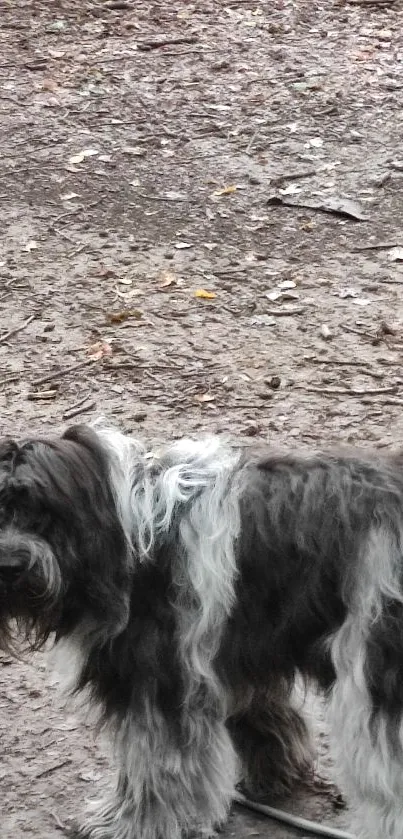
[159,271,176,289]
[106,309,143,324]
[194,393,215,403]
[195,289,216,300]
[212,185,237,197]
[87,341,112,360]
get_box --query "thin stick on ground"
[296,385,398,397]
[31,359,95,388]
[0,314,35,345]
[63,398,96,421]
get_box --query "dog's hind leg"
[329,608,403,839]
[227,683,314,800]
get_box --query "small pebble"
[320,324,333,341]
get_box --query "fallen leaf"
[86,341,112,360]
[79,770,102,783]
[60,192,79,201]
[388,247,403,262]
[194,289,216,300]
[115,288,143,299]
[48,48,66,58]
[307,137,323,148]
[338,287,358,299]
[106,309,143,324]
[194,393,215,403]
[212,185,238,197]
[42,78,58,92]
[68,149,99,165]
[164,191,188,201]
[159,272,176,289]
[54,722,78,731]
[267,195,368,222]
[279,183,301,196]
[278,279,297,290]
[353,298,371,307]
[175,242,193,250]
[122,146,146,156]
[117,277,132,285]
[25,240,38,252]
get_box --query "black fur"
[2,427,403,838]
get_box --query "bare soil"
[1,0,403,835]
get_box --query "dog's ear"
[0,439,20,464]
[63,424,100,451]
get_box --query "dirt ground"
[1,0,403,835]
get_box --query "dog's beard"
[0,529,62,652]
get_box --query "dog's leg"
[228,685,314,800]
[329,615,403,839]
[76,697,238,839]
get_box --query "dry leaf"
[48,48,66,58]
[175,242,192,250]
[79,770,102,783]
[122,146,146,157]
[159,271,176,289]
[212,185,238,197]
[106,310,143,324]
[68,149,99,165]
[117,277,133,285]
[69,153,85,165]
[194,289,216,300]
[388,247,403,262]
[278,280,296,290]
[194,393,215,403]
[42,78,58,92]
[279,184,301,196]
[87,341,112,360]
[60,192,79,201]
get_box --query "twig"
[137,193,187,202]
[28,390,58,401]
[266,308,305,317]
[306,358,385,379]
[351,242,401,252]
[31,359,95,388]
[296,385,398,397]
[0,374,20,387]
[137,36,199,51]
[246,128,259,155]
[63,400,96,421]
[0,314,35,345]
[35,759,72,780]
[48,811,67,833]
[305,357,369,367]
[343,324,376,341]
[272,168,317,184]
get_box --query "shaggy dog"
[0,421,402,838]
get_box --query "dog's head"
[0,425,129,651]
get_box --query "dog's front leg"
[75,697,237,839]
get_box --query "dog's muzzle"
[0,529,61,598]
